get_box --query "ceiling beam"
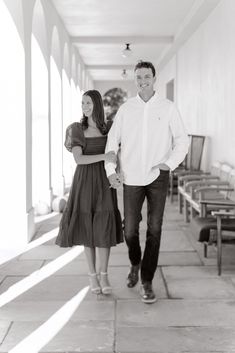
[71,36,174,45]
[87,65,134,70]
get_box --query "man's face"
[134,67,156,94]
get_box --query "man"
[105,61,189,303]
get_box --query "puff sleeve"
[64,122,85,152]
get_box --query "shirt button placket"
[141,103,148,184]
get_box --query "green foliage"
[103,88,127,121]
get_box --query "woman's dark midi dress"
[55,122,123,248]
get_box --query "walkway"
[1,189,235,352]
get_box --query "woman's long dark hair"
[81,90,108,135]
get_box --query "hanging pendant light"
[121,69,128,79]
[122,43,132,58]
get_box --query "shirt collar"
[136,91,159,103]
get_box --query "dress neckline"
[84,135,107,139]
[80,123,107,139]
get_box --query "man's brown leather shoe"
[127,265,140,288]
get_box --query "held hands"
[108,173,123,189]
[104,151,117,164]
[105,151,122,189]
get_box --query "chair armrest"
[179,174,216,182]
[199,199,235,218]
[212,210,235,217]
[174,170,205,177]
[194,186,233,194]
[200,199,235,207]
[185,181,229,190]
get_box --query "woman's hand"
[108,173,122,189]
[104,151,116,163]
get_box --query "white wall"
[158,0,235,170]
[156,56,176,100]
[0,0,92,249]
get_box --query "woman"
[56,90,123,295]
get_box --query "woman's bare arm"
[72,146,116,165]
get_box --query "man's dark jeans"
[123,170,169,283]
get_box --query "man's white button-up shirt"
[105,92,189,186]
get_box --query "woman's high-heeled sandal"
[88,273,101,294]
[100,272,112,295]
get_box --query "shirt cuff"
[105,163,116,178]
[164,160,176,171]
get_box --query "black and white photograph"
[0,0,235,352]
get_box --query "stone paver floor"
[1,190,235,352]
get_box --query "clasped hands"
[105,151,123,189]
[108,173,123,189]
[107,160,170,189]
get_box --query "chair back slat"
[228,169,235,201]
[210,161,222,176]
[186,135,205,171]
[220,164,232,182]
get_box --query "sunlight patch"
[0,246,84,307]
[0,228,59,266]
[9,286,89,353]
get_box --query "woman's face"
[82,95,94,118]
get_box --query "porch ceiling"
[51,0,220,81]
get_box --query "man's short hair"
[134,61,156,77]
